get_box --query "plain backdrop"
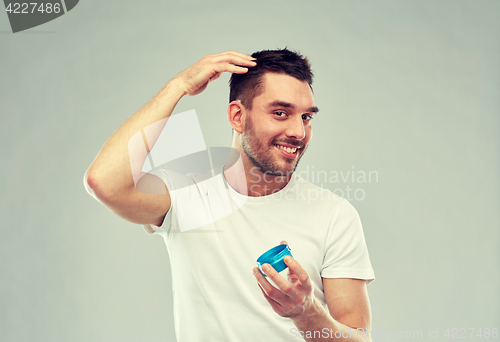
[1,1,499,341]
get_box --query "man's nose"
[285,115,306,140]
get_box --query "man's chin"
[267,162,298,177]
[249,164,295,177]
[245,148,301,176]
[265,170,294,177]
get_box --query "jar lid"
[257,244,293,277]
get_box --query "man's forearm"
[291,299,371,342]
[84,78,185,198]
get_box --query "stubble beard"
[241,115,306,177]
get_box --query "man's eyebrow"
[307,106,320,114]
[268,100,294,109]
[267,100,319,113]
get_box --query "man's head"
[229,48,313,110]
[227,48,318,177]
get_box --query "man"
[84,49,375,341]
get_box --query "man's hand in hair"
[173,50,256,96]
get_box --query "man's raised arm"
[83,51,256,226]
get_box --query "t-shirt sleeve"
[141,168,179,236]
[321,198,375,284]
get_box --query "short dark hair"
[229,48,313,109]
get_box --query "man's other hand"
[252,240,317,320]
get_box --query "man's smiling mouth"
[274,144,299,154]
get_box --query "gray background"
[1,0,498,341]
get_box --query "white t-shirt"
[143,167,375,342]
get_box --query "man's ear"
[227,100,245,134]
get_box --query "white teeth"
[275,144,297,153]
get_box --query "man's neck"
[223,158,293,197]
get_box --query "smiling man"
[84,49,375,342]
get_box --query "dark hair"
[229,48,313,109]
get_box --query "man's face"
[241,72,318,176]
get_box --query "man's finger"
[253,266,288,302]
[210,54,256,66]
[260,263,299,299]
[214,63,249,74]
[279,241,296,282]
[284,256,312,288]
[211,54,257,68]
[223,50,256,61]
[257,283,283,313]
[287,269,300,284]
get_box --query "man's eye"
[302,114,313,121]
[274,111,287,117]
